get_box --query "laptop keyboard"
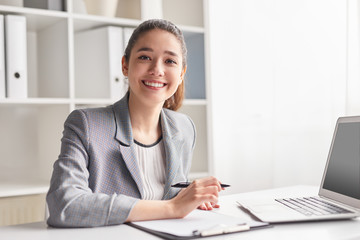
[275,197,353,216]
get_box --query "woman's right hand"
[168,176,223,218]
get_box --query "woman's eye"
[165,59,177,64]
[139,55,150,60]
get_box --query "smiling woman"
[124,20,188,112]
[46,19,225,228]
[123,28,185,115]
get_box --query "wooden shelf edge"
[183,99,207,105]
[71,13,141,27]
[179,25,205,34]
[0,98,71,105]
[74,98,114,105]
[0,182,49,198]
[0,5,68,18]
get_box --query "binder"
[0,15,5,99]
[5,15,28,99]
[23,0,65,11]
[122,27,135,94]
[75,26,127,100]
[128,209,270,239]
[123,27,135,48]
[123,28,135,94]
[108,27,126,100]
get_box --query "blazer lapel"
[161,109,185,200]
[113,94,144,198]
[118,144,144,198]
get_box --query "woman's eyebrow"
[136,47,179,57]
[137,47,153,52]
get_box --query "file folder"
[128,209,270,239]
[75,26,127,100]
[5,15,28,98]
[0,15,5,99]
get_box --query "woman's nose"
[149,60,164,77]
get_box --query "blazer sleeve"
[46,110,139,228]
[186,114,196,176]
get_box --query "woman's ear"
[122,56,129,76]
[179,66,187,85]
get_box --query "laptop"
[237,116,360,223]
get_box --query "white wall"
[207,0,359,194]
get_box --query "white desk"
[1,186,359,240]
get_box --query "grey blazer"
[46,94,196,227]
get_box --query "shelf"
[0,181,49,198]
[72,13,141,32]
[179,105,208,174]
[0,5,67,32]
[0,0,211,201]
[0,105,69,186]
[73,99,206,106]
[180,25,205,34]
[74,98,114,105]
[0,98,71,105]
[0,98,207,106]
[183,99,207,105]
[0,4,205,33]
[184,32,206,99]
[72,14,204,34]
[162,0,204,28]
[0,4,67,17]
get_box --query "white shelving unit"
[0,0,211,224]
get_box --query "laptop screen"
[322,122,360,200]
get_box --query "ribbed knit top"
[133,137,166,200]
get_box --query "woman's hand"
[168,176,224,218]
[198,202,220,210]
[126,176,226,222]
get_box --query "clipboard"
[128,210,270,239]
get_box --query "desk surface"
[1,185,359,240]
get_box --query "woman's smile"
[142,80,167,89]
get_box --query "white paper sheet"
[131,209,248,237]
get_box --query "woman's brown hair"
[124,19,187,111]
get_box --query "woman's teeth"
[144,81,164,88]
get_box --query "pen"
[171,182,231,188]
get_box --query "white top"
[133,138,166,200]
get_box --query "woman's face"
[122,29,185,107]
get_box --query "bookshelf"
[0,0,211,225]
